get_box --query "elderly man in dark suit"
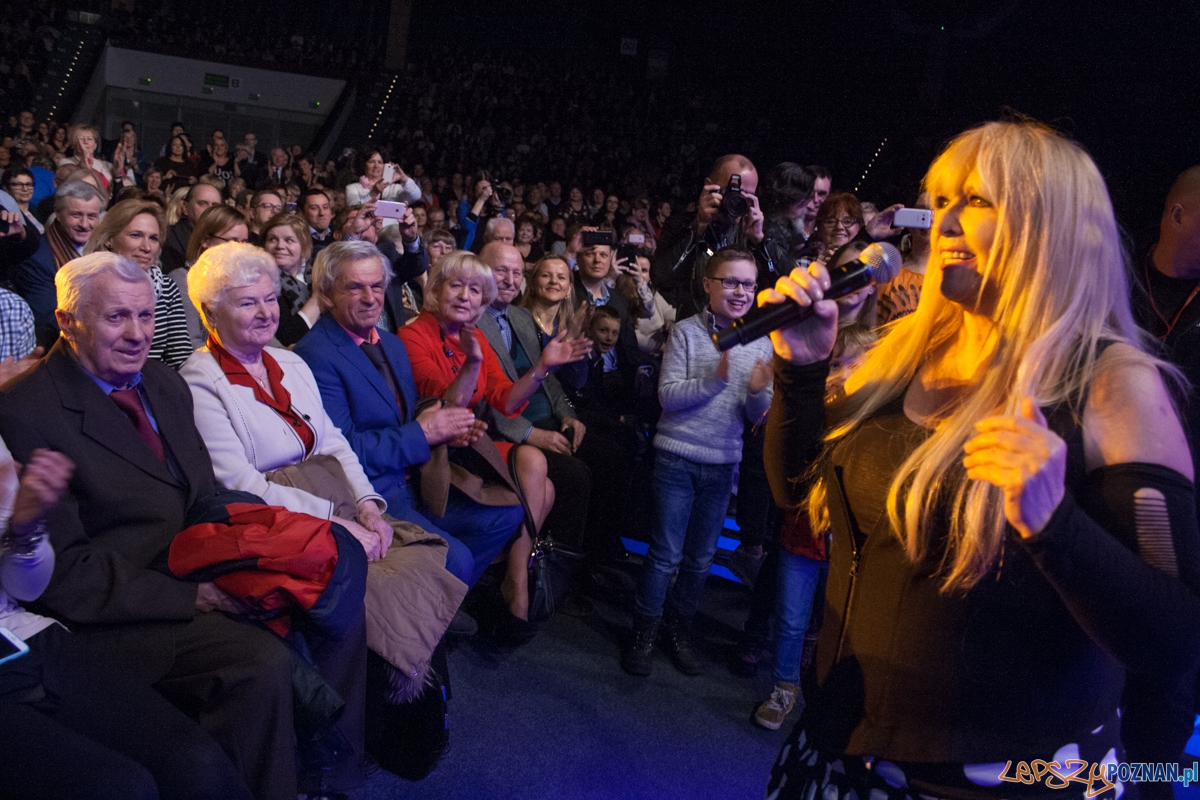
[479,241,632,555]
[0,252,367,800]
[293,240,523,588]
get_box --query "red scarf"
[208,337,316,455]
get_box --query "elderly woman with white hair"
[397,250,589,636]
[179,242,466,695]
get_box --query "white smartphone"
[627,233,645,244]
[0,626,30,665]
[375,200,408,219]
[382,164,396,184]
[893,207,932,229]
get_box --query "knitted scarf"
[46,220,80,270]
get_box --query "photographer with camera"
[652,154,766,320]
[457,173,509,251]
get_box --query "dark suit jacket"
[293,314,431,518]
[476,305,576,443]
[162,219,193,276]
[14,234,59,346]
[379,239,429,331]
[0,341,214,626]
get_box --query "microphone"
[713,241,901,351]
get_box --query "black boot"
[621,615,658,676]
[660,617,703,676]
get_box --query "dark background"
[400,0,1199,248]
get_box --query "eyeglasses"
[714,277,758,293]
[254,202,283,213]
[820,217,859,230]
[208,234,248,245]
[7,181,33,190]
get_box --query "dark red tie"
[110,388,166,463]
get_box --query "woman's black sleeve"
[1019,462,1200,681]
[764,357,830,510]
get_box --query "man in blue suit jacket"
[294,241,522,586]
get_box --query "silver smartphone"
[375,200,408,219]
[0,626,30,665]
[893,207,932,229]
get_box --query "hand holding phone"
[376,200,408,219]
[892,207,932,229]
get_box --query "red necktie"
[110,388,166,463]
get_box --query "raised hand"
[758,263,839,365]
[714,350,731,382]
[539,330,590,369]
[565,302,594,341]
[747,358,773,394]
[5,449,74,543]
[459,323,484,365]
[963,398,1066,539]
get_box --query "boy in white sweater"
[623,248,774,676]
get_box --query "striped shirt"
[149,267,195,369]
[0,289,36,360]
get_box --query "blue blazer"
[294,313,431,516]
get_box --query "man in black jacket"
[161,183,222,275]
[1132,165,1200,490]
[651,154,766,320]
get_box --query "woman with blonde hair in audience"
[169,204,249,347]
[57,124,112,187]
[398,251,588,634]
[180,241,464,733]
[83,198,193,368]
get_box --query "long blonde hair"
[808,120,1168,591]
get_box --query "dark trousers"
[0,623,252,800]
[736,422,776,551]
[75,608,366,800]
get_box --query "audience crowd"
[2,22,1199,800]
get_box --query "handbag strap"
[505,444,543,566]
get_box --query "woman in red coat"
[399,250,589,630]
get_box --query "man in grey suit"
[477,242,632,554]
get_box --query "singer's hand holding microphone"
[759,262,842,365]
[712,241,903,364]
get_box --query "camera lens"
[722,192,749,219]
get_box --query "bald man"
[651,153,768,319]
[1133,166,1200,468]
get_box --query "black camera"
[721,174,749,219]
[491,179,513,205]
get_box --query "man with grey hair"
[15,180,106,346]
[295,241,525,593]
[0,251,361,799]
[481,215,515,248]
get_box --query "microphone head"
[859,242,902,283]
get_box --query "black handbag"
[505,446,586,622]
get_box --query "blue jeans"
[634,450,736,624]
[773,551,823,684]
[391,483,524,586]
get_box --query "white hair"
[56,252,151,317]
[187,241,281,333]
[483,216,515,243]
